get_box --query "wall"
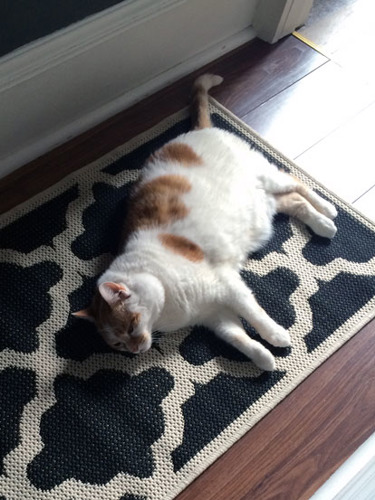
[0,0,259,177]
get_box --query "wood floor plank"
[204,36,328,118]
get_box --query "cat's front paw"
[266,326,291,348]
[252,344,276,371]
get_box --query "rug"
[1,99,375,500]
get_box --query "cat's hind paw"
[311,216,337,239]
[318,199,338,220]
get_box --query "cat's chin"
[134,344,151,354]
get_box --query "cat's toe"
[318,199,338,219]
[324,202,338,220]
[268,327,291,348]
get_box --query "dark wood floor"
[1,1,375,498]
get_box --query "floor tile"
[332,29,375,87]
[353,186,375,222]
[299,1,375,86]
[296,101,375,204]
[299,0,372,54]
[241,61,375,160]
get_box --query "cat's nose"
[129,332,151,353]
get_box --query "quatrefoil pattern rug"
[1,100,375,500]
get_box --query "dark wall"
[1,0,129,58]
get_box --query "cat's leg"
[204,311,276,371]
[276,191,337,238]
[262,167,338,220]
[294,184,338,220]
[219,272,291,349]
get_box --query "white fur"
[194,73,224,90]
[98,127,337,370]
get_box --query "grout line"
[292,31,330,59]
[352,184,375,204]
[294,97,375,165]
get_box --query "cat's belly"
[144,127,277,265]
[177,176,276,265]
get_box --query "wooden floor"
[1,1,375,498]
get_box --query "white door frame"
[255,0,314,43]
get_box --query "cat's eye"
[128,317,138,335]
[113,342,122,348]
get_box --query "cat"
[73,74,338,371]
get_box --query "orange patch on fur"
[191,87,212,129]
[158,233,204,262]
[275,192,309,218]
[126,174,191,233]
[89,289,141,337]
[151,142,203,166]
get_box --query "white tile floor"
[297,101,375,212]
[296,0,375,224]
[354,187,375,222]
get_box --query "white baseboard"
[0,0,258,179]
[310,433,375,500]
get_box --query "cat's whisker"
[152,344,164,355]
[151,331,165,343]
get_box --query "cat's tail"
[191,74,223,130]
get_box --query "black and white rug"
[1,100,375,500]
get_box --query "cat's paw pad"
[312,216,337,239]
[252,345,276,371]
[267,326,291,348]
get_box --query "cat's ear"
[72,309,94,322]
[99,282,131,306]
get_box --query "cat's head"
[73,281,153,354]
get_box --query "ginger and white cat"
[74,74,337,371]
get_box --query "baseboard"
[310,433,375,500]
[0,26,256,179]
